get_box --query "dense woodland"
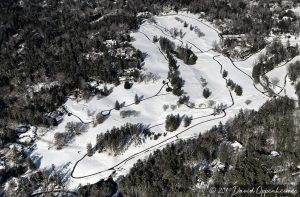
[79,97,300,196]
[1,0,300,142]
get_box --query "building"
[44,111,64,126]
[15,126,29,133]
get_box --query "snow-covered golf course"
[31,12,299,190]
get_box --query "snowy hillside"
[31,12,297,190]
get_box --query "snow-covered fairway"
[31,12,296,190]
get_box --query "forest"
[1,0,300,144]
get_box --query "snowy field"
[30,12,298,190]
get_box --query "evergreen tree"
[203,88,211,98]
[183,116,192,127]
[234,85,243,96]
[184,21,188,28]
[87,143,93,157]
[102,85,109,96]
[124,81,131,89]
[96,113,105,124]
[115,100,121,110]
[134,94,140,104]
[223,70,228,78]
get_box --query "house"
[44,111,64,126]
[137,12,152,18]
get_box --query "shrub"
[178,95,189,105]
[101,85,109,96]
[124,80,131,89]
[170,105,177,110]
[65,122,88,135]
[54,132,66,149]
[163,104,169,111]
[120,110,140,118]
[245,99,252,105]
[235,85,243,96]
[96,113,105,124]
[153,35,158,43]
[115,100,121,110]
[203,88,211,98]
[159,37,175,52]
[183,116,192,127]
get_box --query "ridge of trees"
[96,123,152,155]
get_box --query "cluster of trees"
[158,36,188,97]
[252,38,299,83]
[178,95,190,105]
[166,52,185,96]
[54,122,88,149]
[234,84,243,96]
[3,162,64,196]
[227,79,243,96]
[165,114,181,132]
[78,177,117,197]
[159,37,175,52]
[96,123,151,155]
[288,60,300,82]
[175,45,198,65]
[159,36,197,65]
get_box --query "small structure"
[137,11,152,18]
[270,151,280,157]
[15,126,29,133]
[44,111,64,126]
